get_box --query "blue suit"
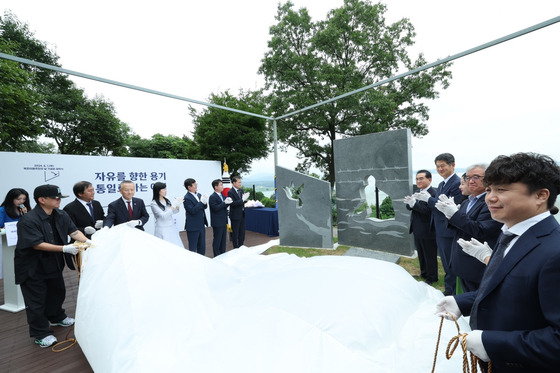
[209,192,228,257]
[455,215,560,372]
[183,192,207,255]
[407,186,438,283]
[104,197,149,230]
[447,194,502,292]
[427,174,461,294]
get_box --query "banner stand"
[0,233,25,313]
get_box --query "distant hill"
[243,173,275,188]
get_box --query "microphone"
[19,204,26,214]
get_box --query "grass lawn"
[263,245,446,293]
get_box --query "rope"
[431,313,492,373]
[51,245,87,353]
[52,326,77,352]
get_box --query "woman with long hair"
[0,188,31,229]
[150,182,184,248]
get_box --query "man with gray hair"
[434,163,502,292]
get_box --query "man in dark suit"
[63,181,106,239]
[104,180,149,230]
[183,178,208,255]
[415,153,462,295]
[436,152,560,372]
[228,175,249,249]
[435,164,502,292]
[404,170,438,285]
[209,179,232,257]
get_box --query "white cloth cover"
[75,225,467,372]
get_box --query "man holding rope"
[15,184,91,348]
[436,152,560,372]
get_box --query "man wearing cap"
[104,180,149,230]
[15,184,91,348]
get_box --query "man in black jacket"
[63,181,105,239]
[405,170,438,285]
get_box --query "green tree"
[0,40,44,151]
[43,87,131,155]
[259,0,452,185]
[1,12,131,155]
[126,133,195,159]
[189,89,270,176]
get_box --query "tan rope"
[51,245,87,352]
[431,313,492,373]
[52,326,77,352]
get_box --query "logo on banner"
[22,163,64,181]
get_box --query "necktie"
[238,189,243,199]
[469,232,517,329]
[86,202,95,222]
[436,181,445,196]
[127,200,133,219]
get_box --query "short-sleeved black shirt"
[14,205,78,283]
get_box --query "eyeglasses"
[465,175,484,182]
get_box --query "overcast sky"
[2,1,560,181]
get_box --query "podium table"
[1,233,25,312]
[245,208,279,237]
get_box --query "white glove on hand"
[173,197,183,208]
[457,238,492,264]
[403,195,416,208]
[435,296,462,320]
[84,226,96,235]
[466,330,490,362]
[85,239,94,247]
[224,197,233,205]
[242,192,250,202]
[414,190,431,202]
[200,194,208,205]
[435,200,459,219]
[127,220,141,227]
[62,244,79,255]
[94,220,104,229]
[438,194,452,203]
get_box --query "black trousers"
[230,217,245,248]
[414,236,438,283]
[20,275,67,339]
[212,225,227,257]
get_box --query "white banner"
[0,151,221,235]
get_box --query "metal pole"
[273,119,278,208]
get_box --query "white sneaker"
[35,335,57,348]
[50,316,75,327]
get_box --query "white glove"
[84,226,96,235]
[85,239,94,247]
[414,190,431,202]
[62,244,79,255]
[435,296,462,320]
[173,197,183,208]
[457,238,492,264]
[242,192,250,202]
[438,194,452,203]
[224,197,233,205]
[127,220,142,227]
[435,200,459,219]
[403,195,416,208]
[200,194,208,204]
[466,330,490,362]
[94,220,104,229]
